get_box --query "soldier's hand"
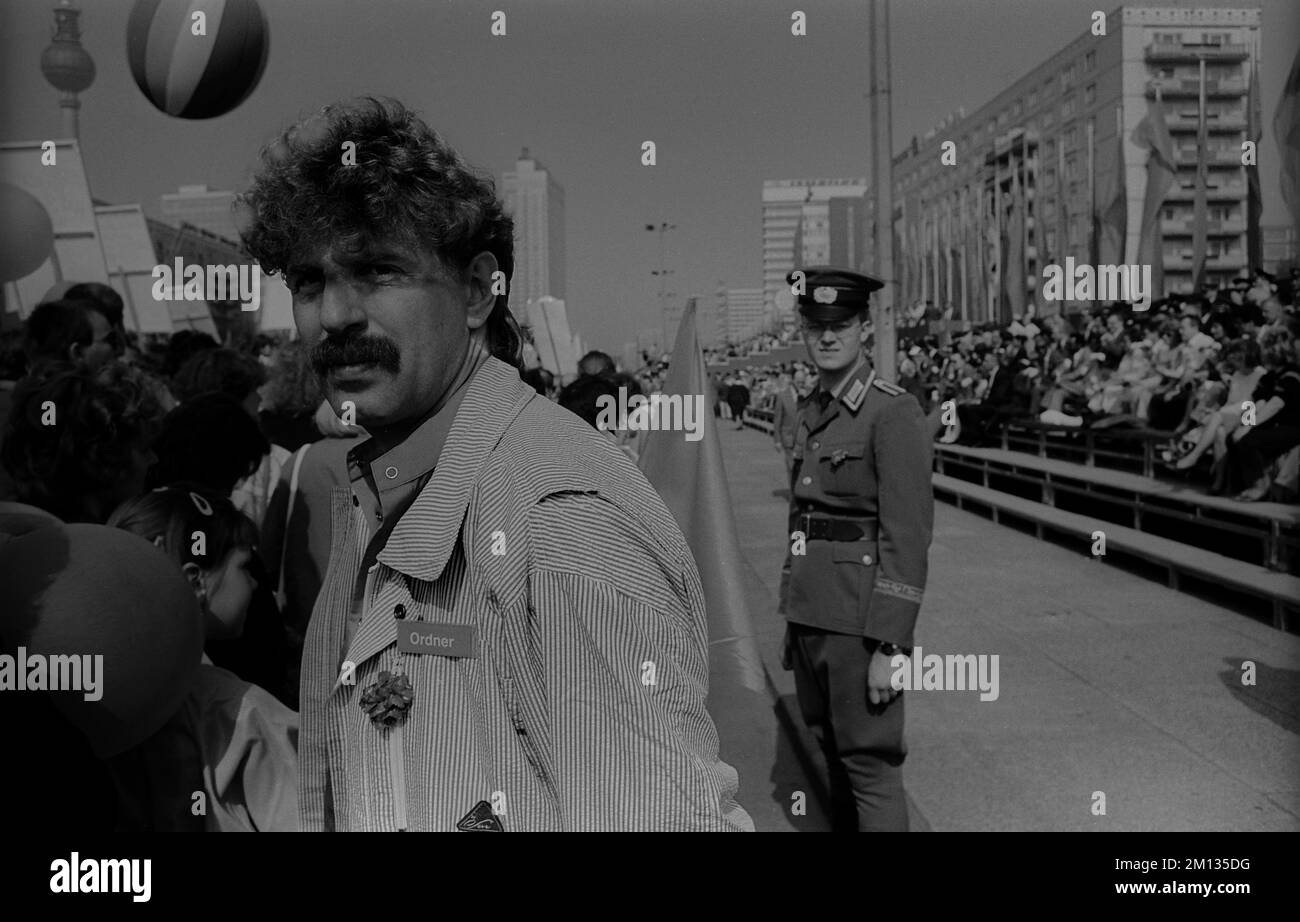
[867,649,902,707]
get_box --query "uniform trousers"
[787,622,908,832]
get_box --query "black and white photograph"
[0,0,1297,888]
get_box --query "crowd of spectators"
[686,268,1300,503]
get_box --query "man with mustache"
[778,267,933,832]
[236,97,750,831]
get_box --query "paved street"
[718,421,1300,832]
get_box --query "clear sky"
[2,0,1297,351]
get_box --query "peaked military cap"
[787,266,884,322]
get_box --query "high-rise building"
[160,184,240,242]
[502,149,566,308]
[890,5,1263,323]
[526,296,578,384]
[716,286,767,343]
[762,179,871,320]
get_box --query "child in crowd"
[108,485,298,831]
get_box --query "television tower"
[41,1,96,141]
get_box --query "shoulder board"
[872,378,906,396]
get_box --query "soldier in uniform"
[778,266,934,832]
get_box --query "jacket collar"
[376,357,533,583]
[801,359,875,430]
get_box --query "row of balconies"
[1145,76,1246,98]
[1162,217,1248,235]
[1163,252,1245,270]
[1166,113,1248,132]
[1144,43,1249,63]
[1173,146,1244,166]
[1166,181,1245,200]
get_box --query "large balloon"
[127,0,269,119]
[0,183,55,283]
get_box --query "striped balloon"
[127,0,269,119]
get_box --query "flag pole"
[869,0,896,380]
[1192,56,1209,288]
[960,186,969,324]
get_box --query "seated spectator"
[1170,337,1263,471]
[2,362,164,524]
[1211,328,1300,500]
[1179,313,1219,377]
[1145,321,1191,430]
[1101,342,1161,418]
[1098,310,1130,370]
[956,346,1031,446]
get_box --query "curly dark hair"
[147,393,270,496]
[235,96,522,369]
[1,361,166,522]
[171,347,267,405]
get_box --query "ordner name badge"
[396,621,478,658]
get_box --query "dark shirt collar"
[347,351,486,512]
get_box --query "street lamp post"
[646,222,677,352]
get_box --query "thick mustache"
[311,336,401,374]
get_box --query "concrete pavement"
[718,421,1300,831]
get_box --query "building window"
[1029,90,1039,108]
[1084,50,1096,71]
[1043,111,1055,128]
[1084,84,1096,106]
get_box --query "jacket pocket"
[831,539,878,625]
[500,674,560,803]
[819,444,867,497]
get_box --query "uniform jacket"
[779,361,934,647]
[300,357,751,831]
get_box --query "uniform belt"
[798,514,878,542]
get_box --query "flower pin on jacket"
[829,448,850,468]
[359,670,414,728]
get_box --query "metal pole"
[870,0,896,381]
[115,267,141,333]
[960,187,968,324]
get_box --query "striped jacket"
[300,357,753,831]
